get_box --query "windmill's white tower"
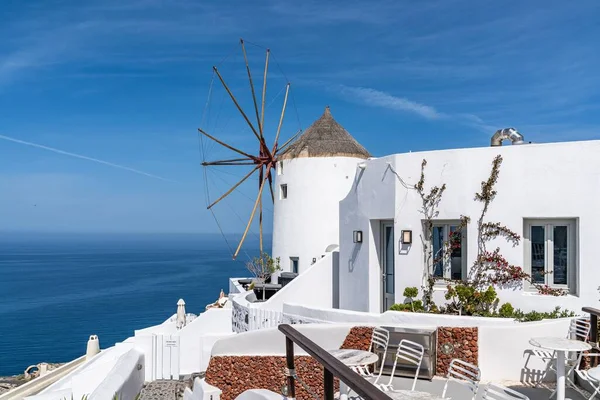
[272,106,370,274]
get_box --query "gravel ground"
[137,380,188,400]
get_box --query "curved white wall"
[273,156,362,274]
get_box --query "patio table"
[586,366,600,381]
[386,390,445,400]
[329,349,379,367]
[529,337,591,400]
[329,349,379,400]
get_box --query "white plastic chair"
[376,339,424,392]
[537,318,591,385]
[573,364,600,400]
[350,327,390,384]
[549,351,600,400]
[441,359,481,400]
[483,383,530,400]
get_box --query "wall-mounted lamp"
[353,230,363,243]
[401,230,412,245]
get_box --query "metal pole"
[324,368,334,400]
[285,337,296,399]
[591,313,598,367]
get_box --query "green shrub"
[403,287,419,299]
[444,284,499,316]
[511,306,576,322]
[498,302,514,318]
[390,300,424,313]
[390,303,411,312]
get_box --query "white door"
[381,221,395,311]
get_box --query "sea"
[0,232,257,377]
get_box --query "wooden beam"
[206,165,260,209]
[259,167,264,254]
[272,83,290,154]
[267,172,275,203]
[260,49,270,141]
[213,66,259,139]
[276,129,303,155]
[233,171,269,259]
[198,128,257,160]
[241,39,263,137]
[202,161,256,166]
[213,66,272,161]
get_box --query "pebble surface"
[138,380,188,400]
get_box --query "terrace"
[184,307,600,400]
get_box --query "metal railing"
[582,307,600,368]
[278,324,391,400]
[583,307,600,342]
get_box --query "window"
[429,221,467,281]
[290,257,299,274]
[277,161,284,175]
[524,219,576,293]
[280,184,288,199]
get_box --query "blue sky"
[1,0,600,236]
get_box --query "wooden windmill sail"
[199,39,301,260]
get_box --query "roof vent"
[490,128,524,147]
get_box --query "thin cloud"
[333,84,499,133]
[336,85,442,120]
[0,134,176,183]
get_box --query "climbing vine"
[409,155,566,317]
[414,159,469,311]
[468,155,567,296]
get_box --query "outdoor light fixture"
[353,230,363,243]
[401,230,412,245]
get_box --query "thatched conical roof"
[279,106,370,159]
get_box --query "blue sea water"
[0,233,255,376]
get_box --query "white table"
[386,389,445,400]
[330,349,379,367]
[529,337,591,400]
[587,366,600,381]
[330,349,379,400]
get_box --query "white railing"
[248,308,284,331]
[230,253,336,333]
[231,294,283,333]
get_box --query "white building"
[339,133,600,313]
[19,121,600,399]
[272,106,370,274]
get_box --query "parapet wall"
[205,326,372,400]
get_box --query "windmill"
[199,39,301,260]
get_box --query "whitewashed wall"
[283,303,520,327]
[339,140,600,313]
[256,252,335,310]
[183,378,222,400]
[273,156,362,274]
[32,340,137,400]
[88,349,145,400]
[211,324,352,357]
[178,308,234,375]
